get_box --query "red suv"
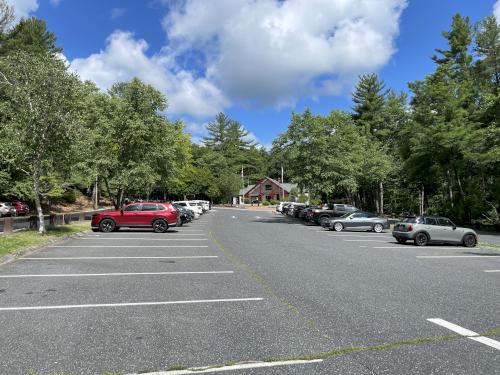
[91,202,178,233]
[11,201,29,216]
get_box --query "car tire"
[414,232,428,246]
[153,219,168,233]
[463,234,477,248]
[319,216,329,227]
[99,218,115,233]
[373,223,384,233]
[396,237,407,244]
[91,228,99,232]
[333,222,344,232]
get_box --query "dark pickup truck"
[307,204,358,225]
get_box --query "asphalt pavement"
[0,208,499,374]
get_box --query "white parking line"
[48,245,209,248]
[427,318,500,351]
[417,255,500,259]
[79,238,207,241]
[0,297,263,312]
[374,246,460,249]
[343,240,389,242]
[0,271,234,278]
[328,234,393,238]
[148,359,323,374]
[21,256,219,260]
[484,270,500,273]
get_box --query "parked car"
[173,203,194,226]
[192,200,210,211]
[0,202,17,217]
[392,215,478,247]
[309,204,358,225]
[173,201,202,217]
[277,201,293,213]
[286,203,306,217]
[91,202,178,233]
[323,211,390,233]
[11,201,29,216]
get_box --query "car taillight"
[407,224,413,232]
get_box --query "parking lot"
[0,208,499,374]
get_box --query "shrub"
[262,201,270,206]
[62,189,77,203]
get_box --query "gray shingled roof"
[239,185,254,196]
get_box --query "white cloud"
[494,0,500,21]
[70,31,229,118]
[50,0,62,7]
[6,0,38,20]
[163,0,407,107]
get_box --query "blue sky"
[9,0,500,147]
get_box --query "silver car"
[323,211,390,233]
[392,215,478,247]
[0,202,16,217]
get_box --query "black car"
[173,204,194,226]
[310,204,358,225]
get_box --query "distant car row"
[277,202,478,247]
[91,200,211,233]
[0,201,30,217]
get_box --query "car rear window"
[425,217,438,225]
[403,217,418,223]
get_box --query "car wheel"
[414,233,428,246]
[463,234,477,248]
[333,222,343,232]
[396,237,407,244]
[373,223,383,233]
[153,219,168,233]
[319,216,329,227]
[99,218,115,233]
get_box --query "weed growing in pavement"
[166,364,187,371]
[479,242,500,249]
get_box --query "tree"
[352,73,387,136]
[0,17,62,56]
[77,78,190,209]
[0,0,14,34]
[0,52,81,232]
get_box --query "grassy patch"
[0,222,90,257]
[479,242,500,249]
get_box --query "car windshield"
[341,212,352,218]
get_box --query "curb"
[0,230,91,266]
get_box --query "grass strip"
[0,222,90,257]
[479,242,500,249]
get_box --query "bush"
[62,189,77,203]
[262,201,270,206]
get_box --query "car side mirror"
[452,225,456,230]
[120,209,124,215]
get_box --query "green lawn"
[0,222,91,257]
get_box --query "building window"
[265,184,272,191]
[265,195,272,201]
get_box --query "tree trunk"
[93,176,98,210]
[103,177,117,209]
[379,181,384,215]
[447,169,454,207]
[374,190,380,214]
[32,174,45,234]
[420,184,425,215]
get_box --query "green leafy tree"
[352,73,387,137]
[0,52,81,232]
[0,17,62,56]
